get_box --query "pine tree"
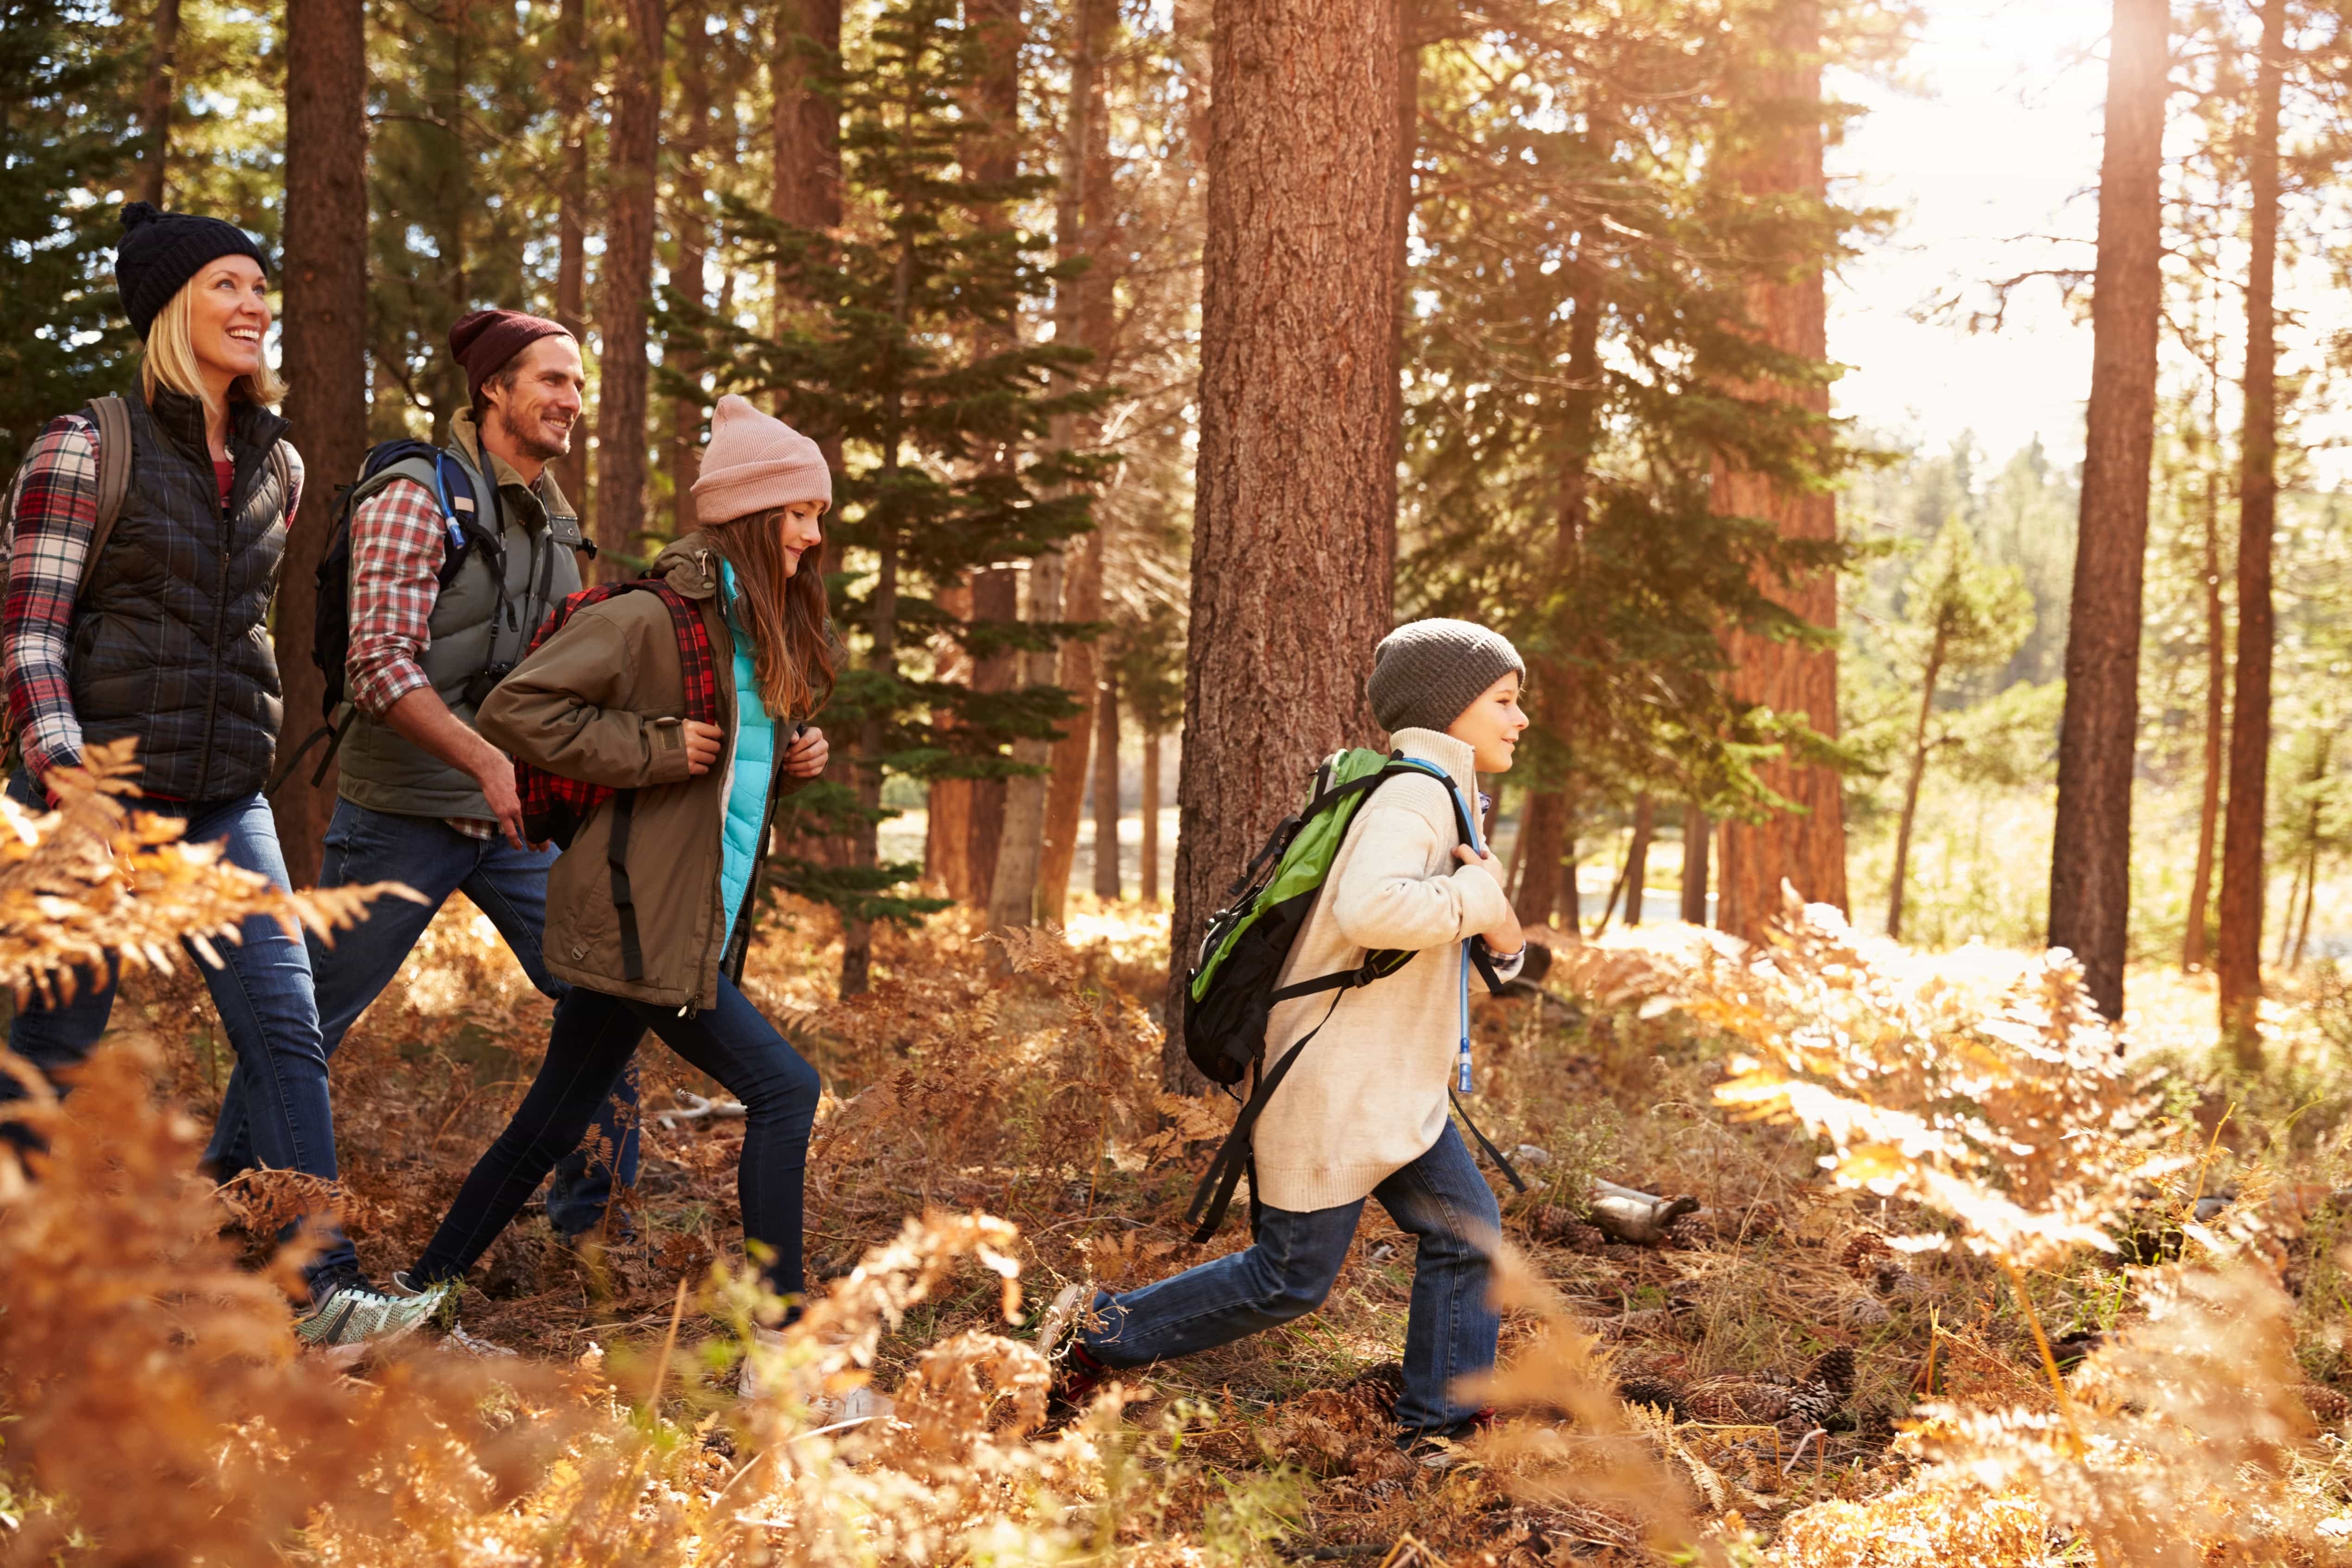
[0,0,138,458]
[671,0,1107,995]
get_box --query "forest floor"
[25,890,2352,1564]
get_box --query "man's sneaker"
[1034,1284,1112,1429]
[740,1325,896,1424]
[296,1271,455,1353]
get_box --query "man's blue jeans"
[1080,1121,1502,1433]
[204,800,640,1237]
[0,777,358,1289]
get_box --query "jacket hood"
[651,531,724,599]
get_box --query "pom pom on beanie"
[114,202,270,342]
[691,395,832,524]
[1368,618,1525,736]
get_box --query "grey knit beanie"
[1369,618,1525,735]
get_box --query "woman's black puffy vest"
[71,388,292,801]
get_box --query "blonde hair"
[139,277,288,413]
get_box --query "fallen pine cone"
[1842,1230,1926,1300]
[2303,1383,2350,1425]
[1531,1204,1607,1253]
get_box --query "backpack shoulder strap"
[77,396,132,596]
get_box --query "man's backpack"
[267,440,518,794]
[514,579,719,984]
[1181,748,1525,1241]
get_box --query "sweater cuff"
[1448,862,1511,936]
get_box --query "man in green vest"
[206,310,640,1241]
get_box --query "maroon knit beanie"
[448,309,572,408]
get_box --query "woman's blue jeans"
[411,975,820,1298]
[204,798,640,1236]
[0,777,358,1290]
[1081,1121,1502,1433]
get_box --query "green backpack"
[1181,748,1525,1240]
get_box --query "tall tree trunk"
[989,555,1065,934]
[271,0,368,887]
[1515,789,1570,929]
[2047,0,2168,1018]
[929,570,1016,904]
[139,0,182,206]
[2219,0,2284,1062]
[1887,628,1949,941]
[667,4,710,545]
[1039,533,1100,920]
[1169,0,1402,1088]
[1713,0,1847,943]
[771,0,843,232]
[1035,0,1119,922]
[1140,726,1162,904]
[2185,449,2227,970]
[1094,666,1123,899]
[1620,795,1655,926]
[552,0,592,509]
[1680,806,1711,925]
[593,0,663,574]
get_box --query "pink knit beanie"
[691,395,832,524]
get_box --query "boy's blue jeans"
[203,798,641,1236]
[1080,1121,1502,1433]
[0,775,359,1290]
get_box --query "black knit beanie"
[1368,618,1526,736]
[114,202,270,341]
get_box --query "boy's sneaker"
[1034,1283,1112,1429]
[296,1269,455,1353]
[1396,1407,1497,1470]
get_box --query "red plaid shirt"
[1,413,306,785]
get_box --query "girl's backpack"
[513,579,719,983]
[1181,748,1524,1241]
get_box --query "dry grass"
[7,793,2352,1563]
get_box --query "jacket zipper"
[686,549,728,1016]
[196,440,238,800]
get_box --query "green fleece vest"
[335,438,585,822]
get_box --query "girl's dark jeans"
[411,975,820,1298]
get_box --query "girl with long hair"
[406,396,835,1316]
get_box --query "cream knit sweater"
[1249,727,1523,1213]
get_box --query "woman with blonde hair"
[0,203,448,1350]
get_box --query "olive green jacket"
[477,533,810,1010]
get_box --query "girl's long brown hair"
[702,507,837,719]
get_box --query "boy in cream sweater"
[1050,619,1531,1450]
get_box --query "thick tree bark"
[667,4,711,544]
[592,0,663,574]
[1887,629,1949,941]
[552,0,592,509]
[771,0,843,232]
[2184,455,2226,971]
[1713,0,1847,943]
[1680,806,1711,925]
[1620,795,1655,926]
[139,0,182,206]
[1140,727,1162,904]
[2219,0,2285,1061]
[2047,0,2168,1018]
[1168,0,1403,1088]
[1094,666,1122,899]
[928,570,1017,904]
[271,0,369,887]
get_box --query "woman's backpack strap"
[76,396,133,596]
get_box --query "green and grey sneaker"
[296,1271,455,1352]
